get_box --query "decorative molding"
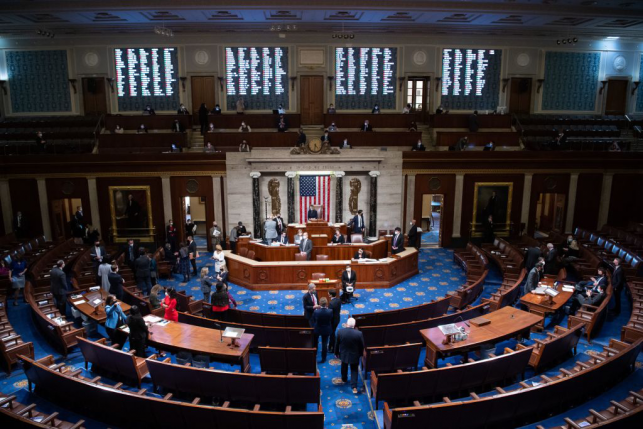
[249,172,262,179]
[369,171,381,178]
[334,171,346,178]
[285,171,297,178]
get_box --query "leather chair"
[295,253,307,261]
[238,247,248,257]
[246,250,255,261]
[351,234,364,243]
[364,250,372,258]
[312,273,325,280]
[316,254,329,261]
[378,230,388,237]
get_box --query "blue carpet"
[421,231,439,245]
[1,248,641,429]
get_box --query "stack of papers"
[562,286,575,293]
[144,315,162,323]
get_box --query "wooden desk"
[327,131,422,147]
[324,113,418,128]
[430,114,512,129]
[144,316,254,372]
[520,279,574,330]
[205,132,297,147]
[210,113,301,129]
[67,288,131,324]
[104,115,192,131]
[309,279,340,301]
[237,238,388,261]
[286,223,347,243]
[420,306,542,368]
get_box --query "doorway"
[534,193,566,237]
[420,194,444,247]
[191,76,216,124]
[81,77,108,115]
[604,79,628,115]
[509,78,532,115]
[50,198,82,240]
[300,75,324,125]
[407,77,430,122]
[181,196,207,247]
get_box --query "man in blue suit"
[335,317,365,393]
[312,297,333,363]
[352,210,365,235]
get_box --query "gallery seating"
[0,294,34,374]
[567,277,612,342]
[516,324,584,372]
[175,291,203,315]
[20,354,325,429]
[77,337,150,388]
[621,278,643,344]
[482,238,525,276]
[324,113,418,128]
[361,342,422,375]
[0,392,86,428]
[435,131,520,147]
[217,307,309,328]
[353,296,451,327]
[258,346,317,374]
[104,115,192,131]
[209,113,301,129]
[481,269,526,311]
[98,133,188,154]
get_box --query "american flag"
[299,175,331,222]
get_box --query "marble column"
[565,173,579,234]
[212,175,223,234]
[0,179,13,234]
[521,173,533,233]
[334,171,345,223]
[452,174,464,238]
[161,176,173,230]
[404,174,416,233]
[597,173,613,230]
[250,172,261,239]
[368,171,380,237]
[87,177,101,236]
[36,178,52,239]
[285,171,296,224]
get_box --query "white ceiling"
[0,1,641,39]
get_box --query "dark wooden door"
[191,76,216,124]
[605,80,628,115]
[81,77,108,115]
[300,75,324,125]
[508,78,532,115]
[50,200,67,240]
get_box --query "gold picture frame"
[108,186,154,242]
[472,182,513,237]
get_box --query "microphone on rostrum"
[213,322,224,342]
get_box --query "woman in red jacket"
[162,287,178,322]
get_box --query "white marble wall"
[225,149,403,237]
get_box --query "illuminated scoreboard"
[114,47,179,111]
[225,47,289,110]
[441,48,502,110]
[335,47,397,110]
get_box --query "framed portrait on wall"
[108,186,154,242]
[472,182,513,237]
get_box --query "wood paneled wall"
[170,176,215,251]
[528,174,570,236]
[573,173,603,231]
[9,178,42,236]
[413,174,455,247]
[608,174,643,227]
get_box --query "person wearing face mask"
[137,124,148,134]
[299,232,313,260]
[341,264,357,303]
[407,219,419,250]
[90,240,107,277]
[177,103,189,115]
[391,227,405,255]
[166,220,177,252]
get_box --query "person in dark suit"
[170,120,185,133]
[335,317,365,393]
[187,236,198,276]
[610,258,626,315]
[331,230,345,244]
[125,194,141,229]
[13,211,28,239]
[211,104,222,114]
[35,131,47,153]
[134,249,152,296]
[354,248,367,260]
[360,120,373,132]
[299,232,313,260]
[570,284,606,315]
[468,110,479,132]
[391,227,405,255]
[544,243,558,275]
[312,297,333,363]
[198,103,209,135]
[524,246,543,272]
[352,210,365,235]
[321,130,331,145]
[166,219,177,252]
[574,267,607,297]
[328,290,341,353]
[296,128,307,146]
[523,263,543,296]
[275,214,285,236]
[411,140,426,151]
[143,105,156,115]
[302,283,320,327]
[307,206,318,220]
[126,305,149,358]
[341,264,356,303]
[483,215,495,243]
[90,240,107,273]
[278,231,289,245]
[108,264,125,300]
[177,104,190,115]
[74,206,84,226]
[371,104,380,114]
[407,219,419,250]
[50,260,67,315]
[237,221,247,235]
[124,239,138,270]
[485,191,497,219]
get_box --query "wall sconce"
[599,80,608,95]
[632,81,641,95]
[68,79,77,94]
[398,77,406,92]
[107,78,115,93]
[217,77,224,91]
[327,76,335,92]
[180,76,187,92]
[290,77,297,91]
[536,79,545,94]
[434,77,442,92]
[0,80,6,95]
[502,78,510,93]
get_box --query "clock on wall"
[307,138,322,153]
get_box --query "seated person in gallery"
[331,229,345,244]
[277,104,286,114]
[408,121,418,132]
[207,123,216,133]
[328,122,339,132]
[450,136,467,151]
[177,103,190,115]
[239,140,250,152]
[402,103,413,114]
[340,138,352,149]
[211,104,222,114]
[238,121,251,132]
[360,120,373,132]
[321,130,331,145]
[468,110,479,132]
[204,142,216,153]
[484,141,495,151]
[569,284,605,315]
[294,229,304,245]
[278,231,289,245]
[549,132,567,150]
[277,119,288,132]
[142,104,156,115]
[412,139,426,151]
[169,144,180,153]
[307,206,318,219]
[137,124,148,134]
[297,128,307,146]
[170,120,185,133]
[573,268,607,297]
[436,105,444,114]
[113,125,124,134]
[609,141,621,152]
[327,103,336,114]
[354,248,367,260]
[371,104,381,114]
[35,131,47,152]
